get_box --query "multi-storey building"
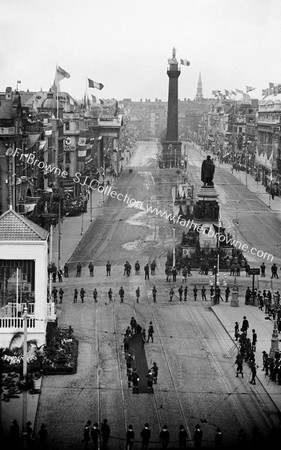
[256,94,281,188]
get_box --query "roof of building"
[0,208,48,241]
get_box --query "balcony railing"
[0,317,36,328]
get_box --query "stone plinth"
[231,289,239,307]
[162,141,182,167]
[197,185,219,202]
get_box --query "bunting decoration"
[88,78,104,90]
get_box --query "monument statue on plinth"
[201,155,215,187]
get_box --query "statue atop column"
[201,155,215,187]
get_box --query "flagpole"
[56,64,59,119]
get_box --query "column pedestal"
[231,289,239,307]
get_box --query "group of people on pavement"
[245,286,281,315]
[234,316,258,384]
[83,418,110,450]
[9,419,47,449]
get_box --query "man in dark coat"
[83,420,91,449]
[91,423,100,450]
[144,264,150,280]
[178,424,187,449]
[101,419,110,450]
[194,424,203,448]
[201,155,215,186]
[159,425,170,449]
[152,286,157,302]
[141,423,151,449]
[88,262,94,277]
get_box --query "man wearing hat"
[91,423,101,450]
[194,424,203,448]
[101,419,110,450]
[141,423,151,450]
[159,425,170,449]
[126,425,134,450]
[178,424,187,449]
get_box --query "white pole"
[22,306,28,441]
[49,225,53,301]
[172,226,176,267]
[16,267,19,317]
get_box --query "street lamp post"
[172,226,176,268]
[22,306,28,439]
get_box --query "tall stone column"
[162,47,182,168]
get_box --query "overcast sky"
[1,0,281,101]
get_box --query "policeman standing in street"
[93,288,98,303]
[132,368,140,394]
[108,288,113,302]
[80,287,86,303]
[152,286,157,302]
[83,420,91,449]
[140,423,151,450]
[147,322,154,342]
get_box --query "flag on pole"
[231,90,237,95]
[235,88,244,94]
[224,89,230,96]
[180,59,190,66]
[88,78,104,90]
[56,66,70,81]
[91,95,97,103]
[246,86,256,93]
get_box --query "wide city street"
[32,142,281,449]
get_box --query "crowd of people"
[123,318,157,395]
[9,419,47,449]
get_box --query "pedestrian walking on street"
[159,425,170,449]
[241,316,249,335]
[73,288,78,303]
[210,286,214,301]
[91,423,101,450]
[23,421,34,448]
[76,262,82,277]
[201,286,207,301]
[108,288,113,302]
[150,260,156,275]
[234,322,239,341]
[64,263,69,278]
[140,423,151,450]
[136,287,140,303]
[147,321,154,342]
[182,267,188,283]
[38,423,47,449]
[119,286,124,303]
[169,288,174,302]
[126,425,135,450]
[101,419,110,450]
[214,427,223,448]
[80,287,86,303]
[152,286,157,302]
[88,261,94,277]
[52,287,58,303]
[194,424,203,449]
[250,362,257,384]
[132,369,140,394]
[225,286,230,302]
[178,425,187,449]
[57,269,63,282]
[235,353,244,378]
[172,266,177,282]
[106,261,111,276]
[83,420,91,449]
[144,263,150,280]
[59,288,64,304]
[141,328,146,349]
[178,285,183,301]
[146,369,154,394]
[135,260,140,275]
[130,317,137,334]
[252,329,257,352]
[184,286,188,301]
[93,288,98,303]
[193,285,198,301]
[151,362,158,383]
[9,419,20,449]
